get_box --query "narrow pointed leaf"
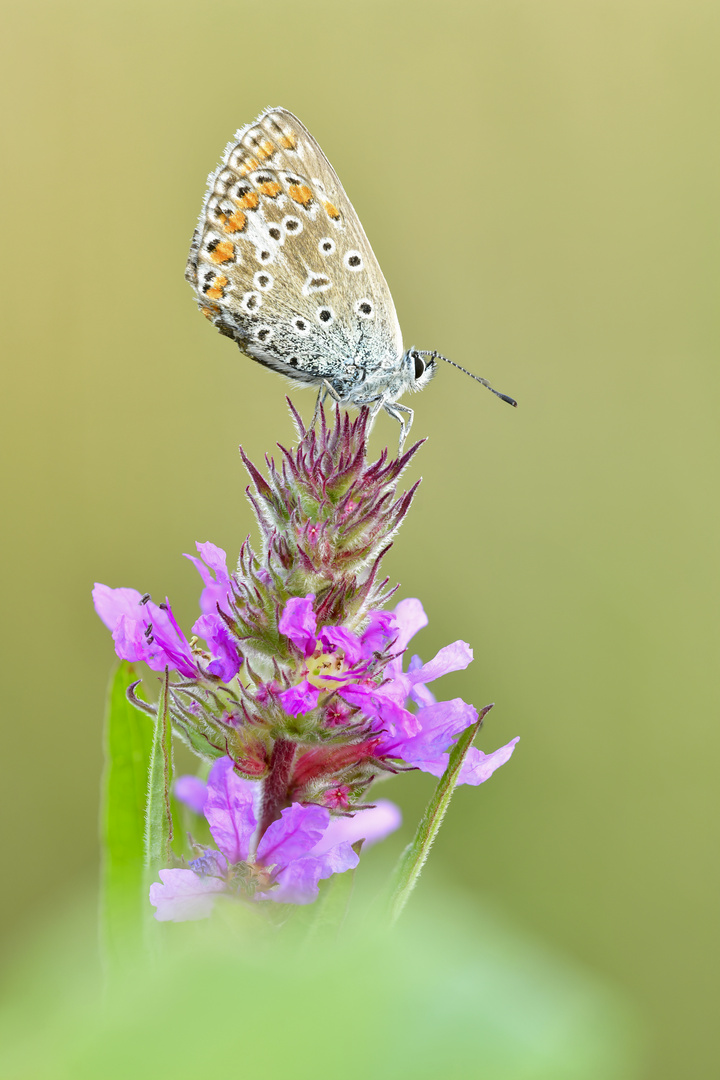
[388,705,493,924]
[100,662,152,972]
[145,668,174,870]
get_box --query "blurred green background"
[1,1,718,1076]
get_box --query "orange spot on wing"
[279,132,297,150]
[222,210,247,233]
[238,157,259,176]
[323,201,341,220]
[206,274,228,300]
[201,304,220,319]
[289,183,313,207]
[235,191,260,211]
[210,240,235,264]
[258,181,282,198]
[257,140,274,160]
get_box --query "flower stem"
[259,738,297,836]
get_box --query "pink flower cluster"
[151,758,401,920]
[93,407,518,918]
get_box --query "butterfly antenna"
[420,351,517,407]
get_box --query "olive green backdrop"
[2,2,718,1076]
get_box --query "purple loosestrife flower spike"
[96,403,518,916]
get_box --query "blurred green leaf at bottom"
[0,885,643,1080]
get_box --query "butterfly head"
[406,349,439,394]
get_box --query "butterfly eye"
[413,353,425,380]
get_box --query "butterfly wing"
[186,107,404,388]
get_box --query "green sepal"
[388,705,494,924]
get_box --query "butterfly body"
[187,107,512,447]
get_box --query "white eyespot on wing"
[355,298,374,319]
[253,271,274,291]
[255,247,274,264]
[316,306,335,326]
[292,317,311,337]
[255,325,274,344]
[241,291,263,313]
[282,215,303,236]
[343,250,363,272]
[318,237,336,256]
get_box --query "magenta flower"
[277,596,392,716]
[363,598,520,786]
[150,758,401,920]
[92,585,198,679]
[93,542,241,682]
[278,594,518,787]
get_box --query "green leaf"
[388,705,494,925]
[100,662,153,972]
[144,667,174,871]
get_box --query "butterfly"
[186,107,515,448]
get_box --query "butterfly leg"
[364,399,385,440]
[312,387,326,428]
[383,401,414,453]
[312,381,342,428]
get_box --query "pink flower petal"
[360,611,397,653]
[379,698,478,764]
[263,844,360,904]
[149,868,226,922]
[278,595,317,654]
[185,541,233,617]
[92,584,197,676]
[195,541,230,577]
[312,799,401,854]
[174,775,208,815]
[256,802,329,867]
[413,737,520,785]
[192,613,242,682]
[204,757,257,863]
[457,738,520,785]
[92,584,145,630]
[317,624,365,666]
[405,640,473,687]
[279,679,320,717]
[391,598,428,653]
